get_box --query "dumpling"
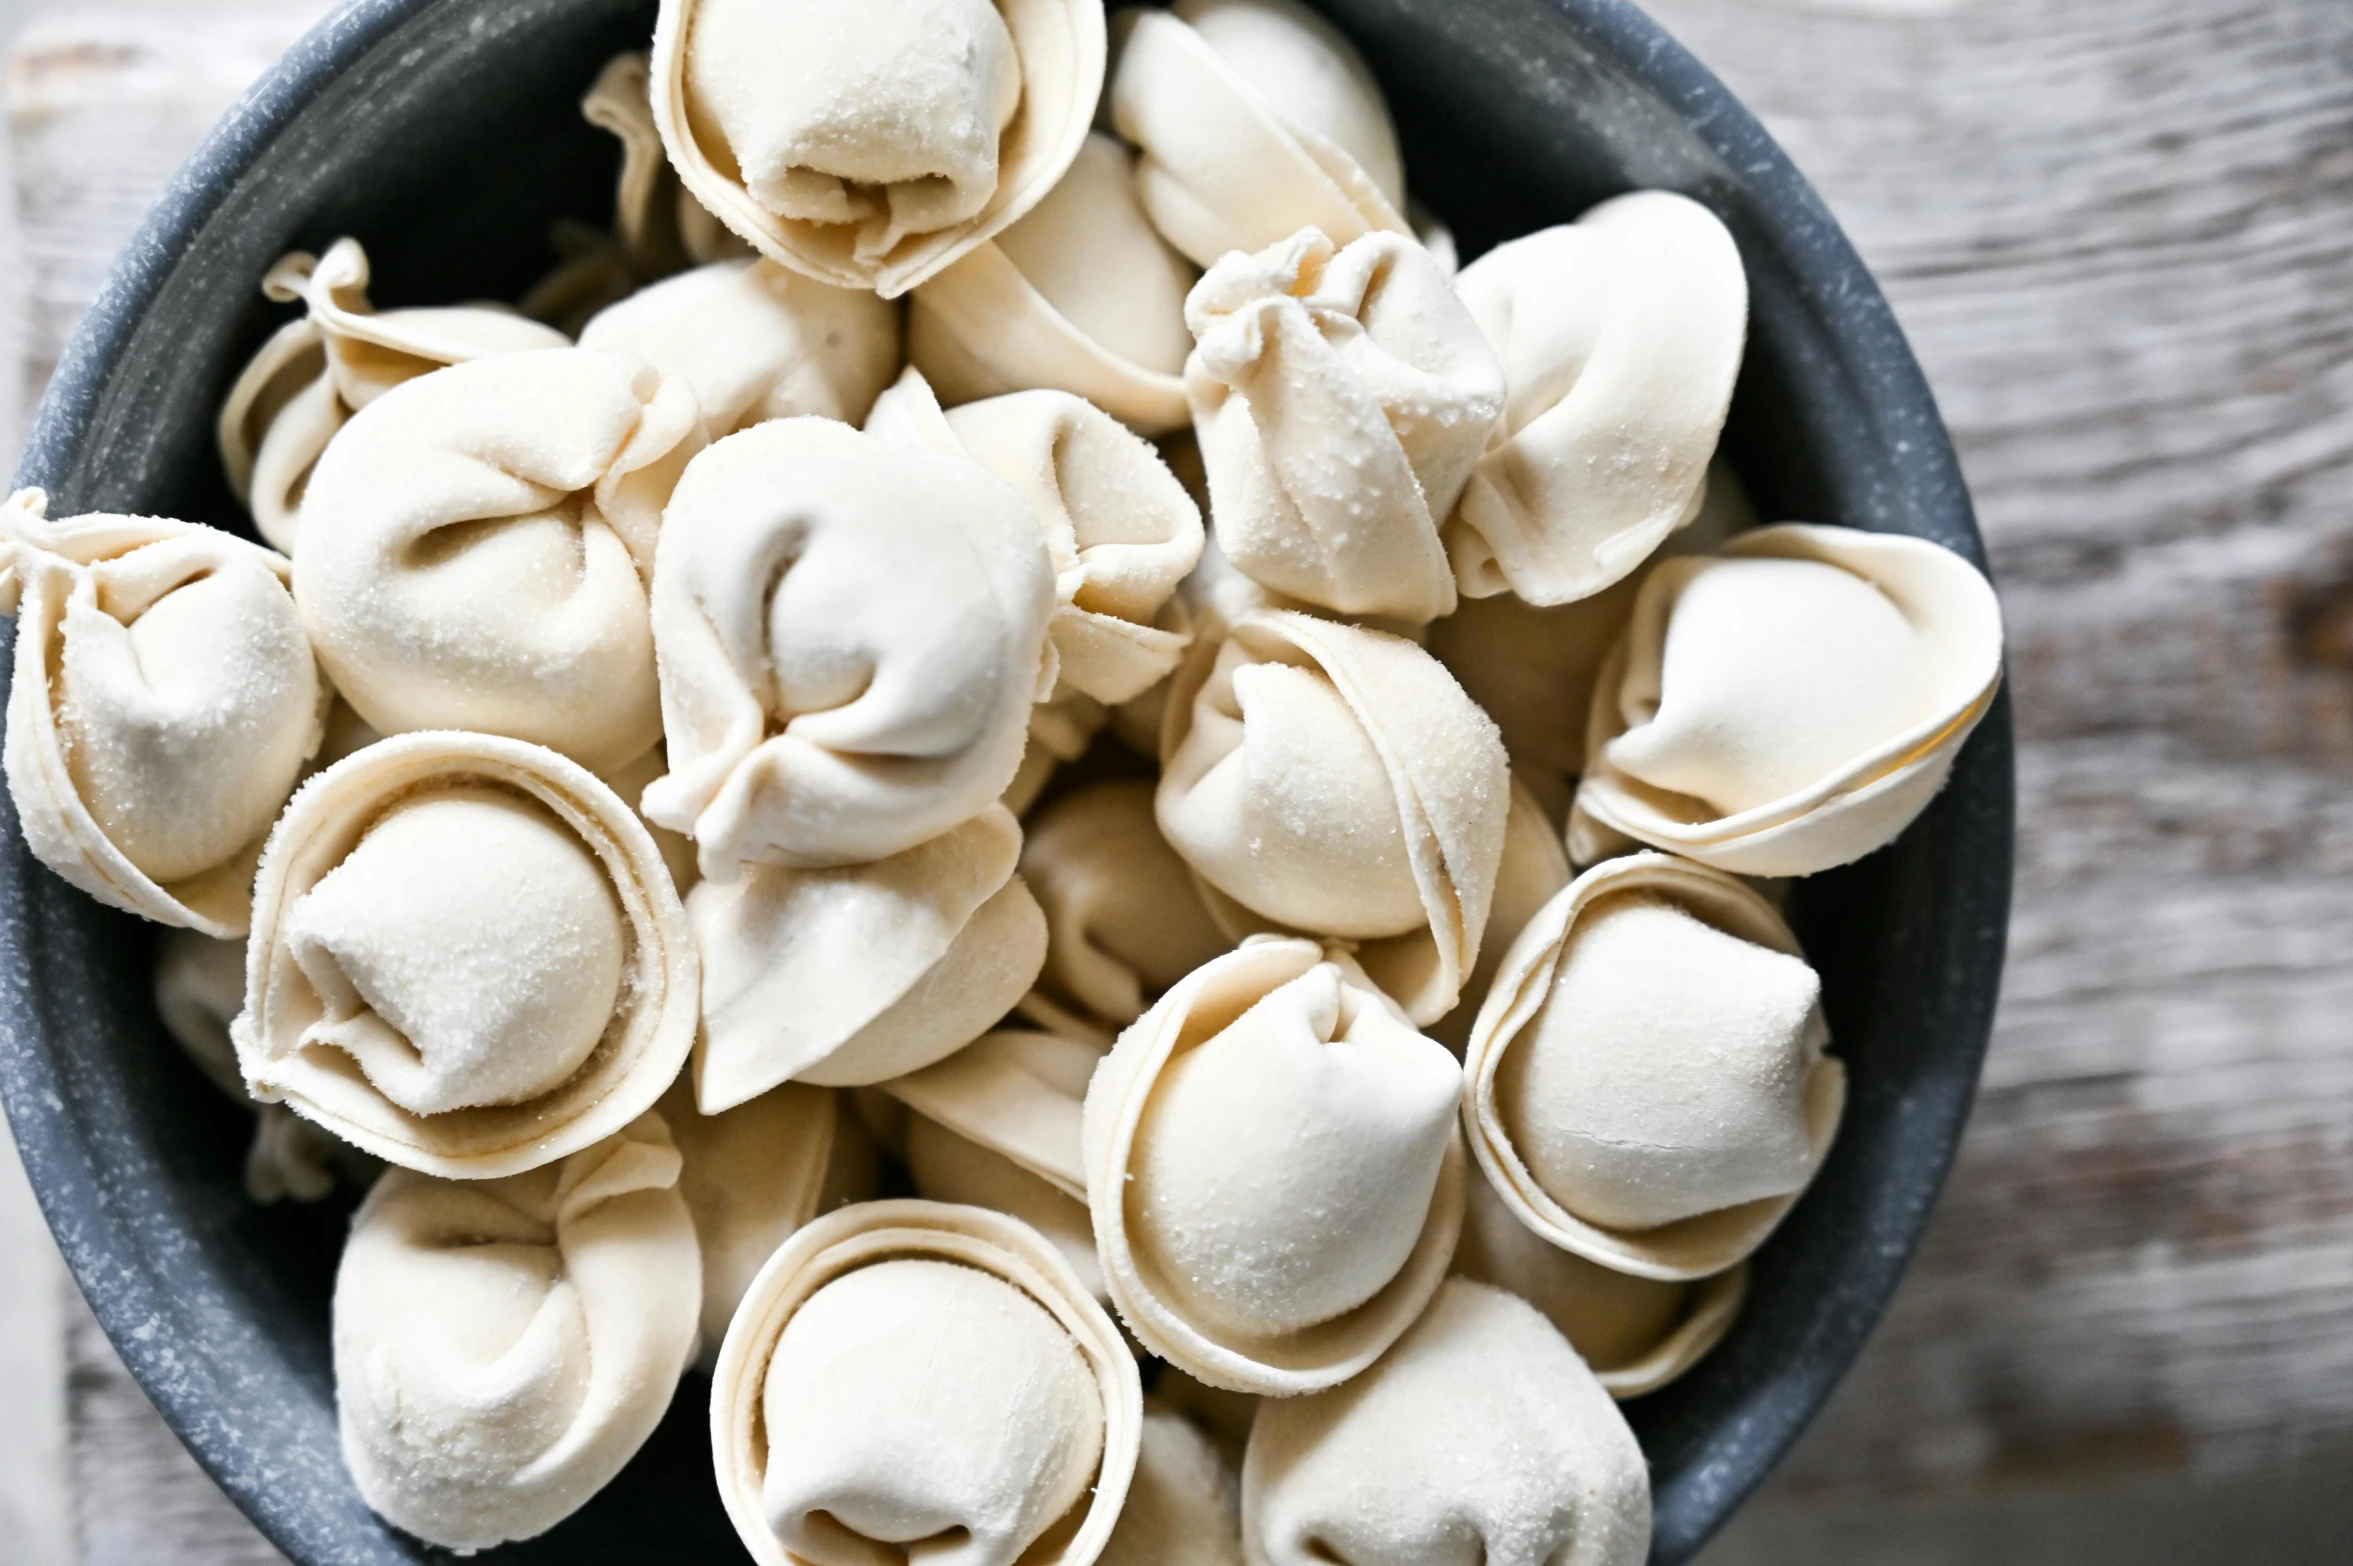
[1425,774,1569,1054]
[686,804,1048,1107]
[578,257,901,440]
[643,415,1055,873]
[0,491,324,936]
[1110,0,1410,269]
[1100,1401,1245,1566]
[520,51,755,331]
[887,1027,1104,1298]
[1452,1157,1744,1399]
[1083,938,1465,1394]
[866,369,1205,708]
[294,347,699,773]
[1016,780,1229,1044]
[712,1199,1141,1566]
[335,1113,700,1550]
[1462,852,1843,1278]
[218,238,569,551]
[1571,524,2005,876]
[1157,609,1508,1026]
[1424,455,1757,821]
[1243,1278,1650,1566]
[910,132,1199,434]
[1185,227,1502,624]
[1447,192,1750,606]
[661,1080,879,1359]
[154,929,375,1204]
[651,0,1106,297]
[234,732,699,1178]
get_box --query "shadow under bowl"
[0,0,2012,1561]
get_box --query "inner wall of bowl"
[5,1,2006,1563]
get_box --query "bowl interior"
[0,0,2012,1562]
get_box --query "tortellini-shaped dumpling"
[295,348,698,772]
[1426,774,1569,1054]
[686,804,1048,1108]
[1101,1402,1245,1566]
[1083,938,1466,1394]
[1110,0,1410,269]
[1448,192,1750,606]
[1452,1157,1744,1399]
[888,1027,1105,1299]
[911,132,1199,434]
[651,0,1106,297]
[234,733,699,1178]
[1571,524,2005,876]
[218,238,569,552]
[1464,852,1843,1279]
[645,415,1056,873]
[712,1200,1142,1566]
[335,1113,700,1550]
[155,930,375,1205]
[662,1080,879,1358]
[0,493,324,936]
[1185,227,1503,624]
[579,258,900,440]
[1016,780,1229,1043]
[868,370,1206,707]
[1158,609,1509,1026]
[1243,1278,1650,1566]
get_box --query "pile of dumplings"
[5,0,2004,1561]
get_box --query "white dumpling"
[294,347,699,772]
[217,238,569,551]
[1452,1157,1744,1399]
[911,132,1200,433]
[335,1113,700,1551]
[1448,192,1749,606]
[1110,0,1411,269]
[1426,775,1569,1054]
[712,1201,1142,1566]
[578,257,901,439]
[1572,524,2005,876]
[1015,780,1229,1042]
[235,733,699,1178]
[1100,1402,1244,1566]
[686,805,1048,1107]
[1158,609,1508,1025]
[644,415,1055,874]
[652,0,1106,296]
[0,492,324,936]
[1463,852,1844,1279]
[1084,938,1465,1393]
[1243,1279,1650,1566]
[661,1080,878,1359]
[1185,227,1502,623]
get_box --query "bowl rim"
[1,1,2013,1562]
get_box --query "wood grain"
[7,0,2353,1551]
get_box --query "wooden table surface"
[9,0,2353,1559]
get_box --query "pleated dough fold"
[0,491,325,936]
[686,804,1049,1107]
[1571,523,2004,875]
[234,732,699,1178]
[1083,938,1465,1394]
[1158,609,1508,1026]
[335,1112,700,1550]
[1184,227,1502,623]
[1448,192,1749,606]
[652,0,1106,296]
[218,238,569,551]
[711,1199,1142,1566]
[1463,852,1843,1279]
[1242,1278,1650,1566]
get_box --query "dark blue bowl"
[0,1,2012,1560]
